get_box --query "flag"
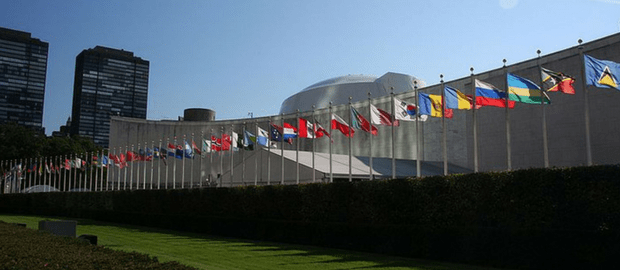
[314,121,330,138]
[270,124,294,144]
[167,142,177,157]
[257,127,269,147]
[393,97,428,122]
[211,136,222,151]
[203,140,211,153]
[184,141,194,158]
[370,104,398,126]
[444,86,473,109]
[475,79,516,108]
[418,92,453,118]
[126,151,138,162]
[232,131,239,150]
[507,73,550,104]
[222,134,232,150]
[243,130,256,150]
[192,141,201,155]
[331,113,354,137]
[270,124,286,143]
[298,117,315,138]
[174,144,184,159]
[350,106,378,135]
[153,147,160,158]
[145,147,154,161]
[584,54,620,90]
[541,67,576,94]
[45,163,50,173]
[101,155,109,167]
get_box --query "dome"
[279,72,425,114]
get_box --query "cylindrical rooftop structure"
[183,108,215,121]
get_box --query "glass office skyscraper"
[0,27,48,133]
[71,46,149,147]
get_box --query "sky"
[1,0,619,135]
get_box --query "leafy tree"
[0,123,103,161]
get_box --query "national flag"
[507,73,550,104]
[475,79,516,108]
[222,134,232,150]
[418,92,453,118]
[184,141,194,158]
[350,106,378,135]
[232,131,239,150]
[192,141,201,155]
[145,147,154,161]
[314,121,330,138]
[257,127,270,147]
[202,139,211,153]
[444,86,473,109]
[167,142,177,157]
[244,130,256,146]
[153,147,160,158]
[211,136,222,151]
[331,113,354,137]
[175,143,184,159]
[45,163,50,173]
[298,117,315,138]
[584,54,620,90]
[270,124,295,144]
[370,104,398,126]
[393,97,428,122]
[126,151,138,162]
[138,148,146,161]
[118,153,127,168]
[541,67,576,94]
[101,155,109,167]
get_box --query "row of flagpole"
[3,40,617,194]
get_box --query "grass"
[0,214,506,270]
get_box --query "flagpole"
[311,105,316,183]
[64,155,68,191]
[90,153,94,191]
[190,134,194,188]
[578,39,593,166]
[254,121,258,186]
[242,122,246,186]
[157,139,162,189]
[209,130,213,186]
[348,97,352,182]
[29,158,33,188]
[219,127,224,187]
[390,90,396,179]
[280,114,285,185]
[230,126,234,187]
[471,67,479,172]
[142,141,147,189]
[136,143,144,189]
[503,59,512,171]
[209,129,214,186]
[165,138,169,189]
[79,154,84,191]
[199,131,204,188]
[296,110,300,185]
[441,75,448,175]
[182,135,186,189]
[414,81,422,178]
[124,145,128,190]
[329,102,333,183]
[150,140,154,189]
[537,50,550,168]
[368,92,373,181]
[73,153,78,191]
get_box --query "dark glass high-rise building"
[0,27,48,133]
[71,46,149,147]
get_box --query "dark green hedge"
[2,165,620,269]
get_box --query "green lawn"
[0,215,506,270]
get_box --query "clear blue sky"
[1,0,619,135]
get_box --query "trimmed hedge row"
[0,221,196,269]
[2,165,620,269]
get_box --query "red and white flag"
[298,117,315,138]
[331,113,354,137]
[370,104,399,126]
